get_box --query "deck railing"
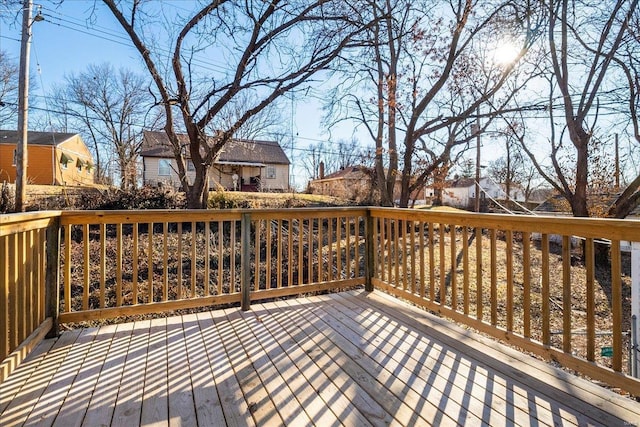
[57,208,368,323]
[0,211,60,382]
[369,207,640,395]
[1,207,640,395]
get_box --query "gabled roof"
[141,130,290,165]
[0,130,77,146]
[447,177,476,188]
[315,166,370,181]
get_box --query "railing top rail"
[369,207,640,241]
[0,210,62,225]
[0,211,61,237]
[59,206,369,225]
[3,206,640,240]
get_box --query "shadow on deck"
[2,290,639,426]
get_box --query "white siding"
[144,157,289,191]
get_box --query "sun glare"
[493,42,521,65]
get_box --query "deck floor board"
[2,290,640,426]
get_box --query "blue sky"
[1,0,366,188]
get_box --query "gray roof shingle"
[141,131,290,165]
[0,130,77,146]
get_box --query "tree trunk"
[569,135,590,217]
[187,167,209,209]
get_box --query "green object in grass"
[600,346,613,357]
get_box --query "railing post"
[365,209,374,292]
[45,216,60,338]
[241,212,251,311]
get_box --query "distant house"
[0,130,95,186]
[308,166,372,202]
[140,131,290,192]
[308,164,425,204]
[426,177,502,210]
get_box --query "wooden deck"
[1,290,639,427]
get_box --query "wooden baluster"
[288,219,294,286]
[230,220,236,293]
[541,234,550,346]
[204,222,210,297]
[463,227,470,315]
[298,218,304,285]
[278,220,283,288]
[336,218,342,281]
[450,224,457,309]
[562,235,571,354]
[585,237,595,362]
[132,223,139,305]
[505,230,514,332]
[266,219,272,289]
[177,222,183,300]
[307,218,313,284]
[117,223,123,307]
[429,223,435,301]
[64,225,71,313]
[439,223,445,304]
[490,228,497,326]
[255,219,261,291]
[419,221,425,298]
[218,220,224,296]
[100,223,106,308]
[522,232,531,337]
[611,240,622,372]
[475,227,483,321]
[191,222,196,297]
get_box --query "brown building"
[0,130,95,186]
[308,165,425,204]
[308,166,373,202]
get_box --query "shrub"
[77,186,186,210]
[0,182,15,213]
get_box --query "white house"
[140,131,290,192]
[426,177,503,210]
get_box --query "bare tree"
[301,142,325,181]
[607,10,640,218]
[524,0,639,217]
[208,91,288,142]
[103,0,375,208]
[328,0,543,207]
[301,138,366,179]
[49,63,149,189]
[0,51,19,127]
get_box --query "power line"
[2,99,363,158]
[0,34,20,43]
[38,5,236,76]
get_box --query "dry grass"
[382,226,632,375]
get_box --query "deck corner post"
[45,215,61,338]
[365,208,375,292]
[241,212,252,311]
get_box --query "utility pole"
[16,0,34,212]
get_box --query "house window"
[60,153,73,170]
[158,159,172,176]
[187,160,195,172]
[266,166,276,179]
[76,159,83,172]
